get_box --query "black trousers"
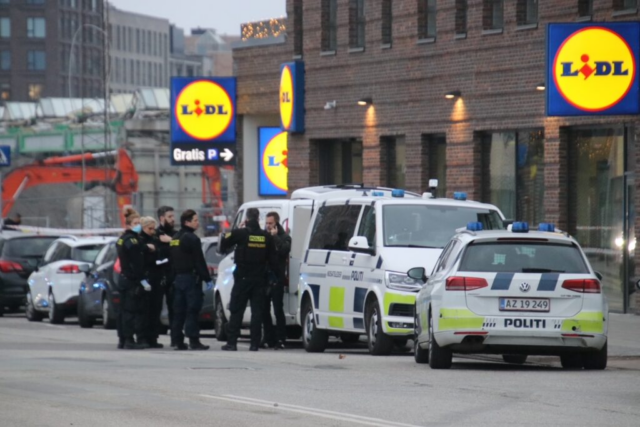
[263,283,286,345]
[144,279,164,341]
[171,274,203,343]
[118,278,145,341]
[226,274,265,347]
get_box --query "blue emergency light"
[538,223,555,232]
[467,222,483,231]
[372,191,384,197]
[392,189,405,198]
[512,222,529,233]
[454,192,467,201]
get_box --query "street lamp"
[445,91,461,99]
[358,97,373,106]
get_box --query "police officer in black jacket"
[156,206,176,344]
[220,208,279,352]
[170,209,213,351]
[116,208,152,350]
[138,217,165,349]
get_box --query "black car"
[0,233,59,316]
[77,242,120,329]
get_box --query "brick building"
[234,0,640,313]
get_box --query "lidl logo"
[259,128,288,197]
[548,23,640,116]
[171,77,236,143]
[279,62,305,133]
[280,66,294,130]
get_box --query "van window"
[309,205,362,251]
[357,206,376,247]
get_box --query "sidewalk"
[608,313,640,357]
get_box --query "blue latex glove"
[205,281,214,291]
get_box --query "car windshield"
[458,242,590,273]
[383,205,504,248]
[3,237,57,258]
[73,245,106,263]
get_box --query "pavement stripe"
[201,394,422,427]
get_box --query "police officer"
[156,206,176,345]
[138,217,164,349]
[116,208,152,350]
[220,208,279,352]
[262,211,291,350]
[170,209,213,351]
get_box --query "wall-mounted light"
[324,100,337,110]
[536,83,546,91]
[358,97,373,106]
[445,91,461,100]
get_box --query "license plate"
[499,298,550,312]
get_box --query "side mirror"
[79,264,91,275]
[503,219,514,228]
[348,236,375,256]
[595,271,603,281]
[407,267,427,283]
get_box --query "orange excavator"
[1,149,138,226]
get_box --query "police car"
[296,188,506,355]
[412,222,608,370]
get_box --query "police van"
[295,189,506,355]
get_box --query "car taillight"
[445,277,488,291]
[0,260,24,273]
[561,279,601,294]
[58,264,81,274]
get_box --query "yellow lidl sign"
[548,23,640,116]
[259,127,288,196]
[280,66,294,130]
[279,62,305,133]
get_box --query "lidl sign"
[547,23,640,116]
[280,62,305,133]
[259,127,288,197]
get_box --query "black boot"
[148,339,164,349]
[189,338,210,351]
[174,342,188,351]
[221,343,237,351]
[136,339,151,350]
[273,341,285,350]
[124,338,144,350]
[117,338,125,349]
[249,345,259,352]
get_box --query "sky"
[108,0,286,36]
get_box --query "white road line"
[200,394,423,427]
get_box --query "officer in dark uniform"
[138,217,164,349]
[156,206,176,345]
[220,208,279,352]
[116,208,152,350]
[170,209,213,351]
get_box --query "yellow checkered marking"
[438,308,484,331]
[383,292,416,316]
[561,311,604,334]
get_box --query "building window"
[578,0,593,16]
[28,83,43,100]
[136,29,141,53]
[349,0,365,49]
[483,0,504,31]
[321,0,338,52]
[0,0,9,5]
[382,136,406,189]
[424,135,447,196]
[27,0,45,4]
[0,17,10,38]
[614,0,638,12]
[27,50,46,70]
[481,130,545,224]
[381,0,392,45]
[455,0,467,36]
[293,0,303,56]
[318,139,363,185]
[517,0,538,26]
[418,0,437,40]
[0,50,9,70]
[1,83,10,100]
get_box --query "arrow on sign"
[221,148,234,162]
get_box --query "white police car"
[412,222,608,370]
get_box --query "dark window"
[578,0,593,16]
[357,206,376,247]
[459,243,589,274]
[382,136,406,189]
[27,51,46,70]
[455,0,467,35]
[0,17,10,38]
[381,0,392,45]
[0,50,9,70]
[613,0,638,11]
[293,0,303,56]
[51,243,72,262]
[205,246,225,265]
[2,237,57,258]
[424,134,447,196]
[418,0,437,39]
[349,0,365,49]
[321,0,338,52]
[318,139,363,185]
[27,0,45,4]
[483,0,504,31]
[0,0,9,5]
[1,83,10,100]
[517,0,538,26]
[73,245,105,263]
[309,205,362,251]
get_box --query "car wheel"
[214,296,228,342]
[582,342,607,370]
[48,292,65,324]
[503,354,528,364]
[302,299,328,353]
[428,313,452,369]
[414,309,429,364]
[340,333,360,344]
[78,298,93,328]
[102,297,116,330]
[560,354,583,369]
[365,299,394,356]
[25,293,44,322]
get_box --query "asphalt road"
[1,314,639,427]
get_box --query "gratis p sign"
[547,23,640,116]
[280,61,305,133]
[259,128,288,197]
[171,77,236,143]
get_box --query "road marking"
[200,394,422,427]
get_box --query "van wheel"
[414,309,429,364]
[102,297,116,330]
[215,296,228,342]
[582,342,607,370]
[560,354,583,369]
[502,355,527,364]
[26,293,44,322]
[48,292,65,324]
[428,314,452,369]
[365,299,394,356]
[302,299,328,353]
[78,299,93,328]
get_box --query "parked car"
[26,236,115,324]
[77,241,120,329]
[0,233,59,316]
[201,236,222,281]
